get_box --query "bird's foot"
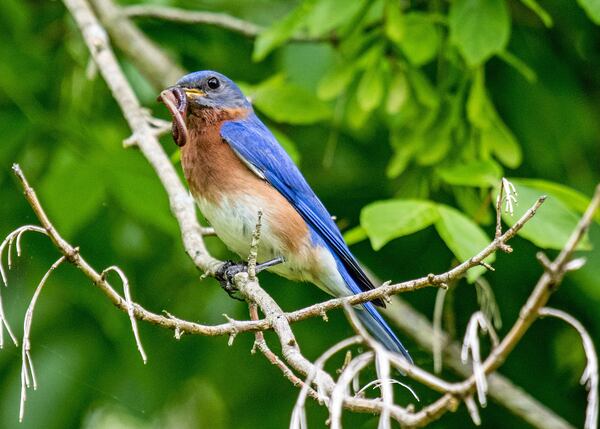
[215,260,247,301]
[215,257,286,301]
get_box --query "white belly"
[195,194,350,297]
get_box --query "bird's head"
[158,70,251,146]
[174,70,251,110]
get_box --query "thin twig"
[101,266,147,364]
[291,336,363,429]
[20,256,66,422]
[249,303,318,401]
[539,307,598,429]
[433,287,447,374]
[1,225,48,286]
[461,312,499,407]
[0,288,18,348]
[247,210,263,282]
[122,4,327,42]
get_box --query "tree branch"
[122,4,328,42]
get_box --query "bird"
[159,70,412,362]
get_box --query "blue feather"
[221,113,411,360]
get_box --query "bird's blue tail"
[357,302,413,364]
[333,258,413,363]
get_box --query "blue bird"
[160,70,412,362]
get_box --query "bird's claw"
[215,257,286,301]
[215,260,247,301]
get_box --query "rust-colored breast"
[181,111,255,201]
[180,109,310,253]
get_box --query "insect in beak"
[157,87,189,147]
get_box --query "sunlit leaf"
[250,75,331,124]
[437,159,502,188]
[466,69,494,128]
[357,62,384,112]
[577,0,600,24]
[386,71,409,114]
[317,62,357,100]
[361,199,439,250]
[512,178,600,223]
[449,0,510,66]
[415,133,451,166]
[343,225,368,245]
[483,120,521,168]
[253,0,318,61]
[398,13,439,66]
[305,0,366,37]
[384,0,405,44]
[435,204,495,282]
[500,182,591,250]
[387,130,418,178]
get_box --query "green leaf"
[357,62,385,112]
[466,68,494,128]
[500,182,591,250]
[454,187,493,224]
[577,0,600,24]
[317,62,357,100]
[305,0,366,37]
[511,179,600,223]
[250,76,331,124]
[437,159,502,188]
[435,204,495,282]
[40,148,105,238]
[253,0,318,61]
[386,130,419,178]
[467,70,522,168]
[386,71,409,114]
[449,0,511,66]
[361,199,439,250]
[497,50,537,83]
[384,0,405,44]
[415,133,451,166]
[482,118,522,168]
[398,13,439,66]
[409,69,439,108]
[416,96,461,166]
[343,225,368,245]
[386,144,414,178]
[519,0,553,27]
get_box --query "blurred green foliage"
[1,0,600,428]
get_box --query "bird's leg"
[255,256,285,273]
[215,257,285,301]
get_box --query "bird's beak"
[182,88,206,99]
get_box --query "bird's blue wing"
[220,114,383,306]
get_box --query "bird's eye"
[207,77,220,90]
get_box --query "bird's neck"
[187,106,250,127]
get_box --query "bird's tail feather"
[356,302,413,364]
